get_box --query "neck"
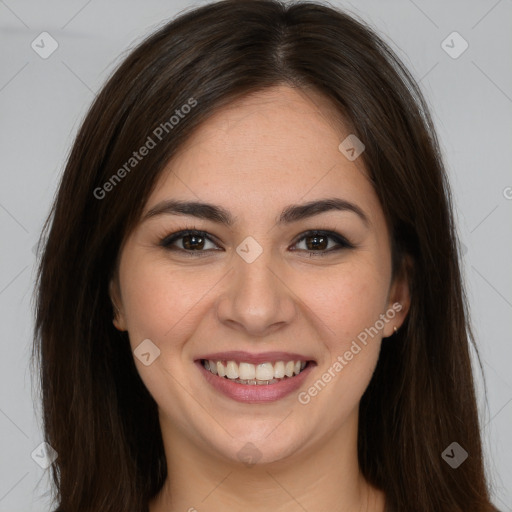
[149,410,386,512]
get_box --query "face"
[110,85,409,466]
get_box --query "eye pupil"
[307,235,328,251]
[162,229,350,256]
[183,234,204,250]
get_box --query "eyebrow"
[143,197,369,227]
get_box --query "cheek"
[118,261,213,403]
[119,257,220,348]
[294,263,387,419]
[292,258,390,342]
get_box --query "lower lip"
[195,360,315,403]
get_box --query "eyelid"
[159,227,354,255]
[159,228,220,251]
[290,229,354,251]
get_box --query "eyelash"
[158,225,355,257]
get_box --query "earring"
[393,326,398,334]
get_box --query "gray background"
[0,0,511,510]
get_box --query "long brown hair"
[33,1,497,510]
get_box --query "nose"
[215,247,297,337]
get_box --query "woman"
[33,0,499,511]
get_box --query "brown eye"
[292,230,353,256]
[304,234,329,251]
[160,229,220,253]
[182,233,206,250]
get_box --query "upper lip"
[195,351,315,365]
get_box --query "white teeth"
[226,361,239,379]
[273,361,285,379]
[255,362,274,380]
[217,361,226,377]
[203,359,308,382]
[239,362,256,380]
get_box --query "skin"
[110,85,410,512]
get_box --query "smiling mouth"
[201,359,312,385]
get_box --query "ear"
[382,255,411,338]
[109,278,127,332]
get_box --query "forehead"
[144,85,382,226]
[173,85,350,166]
